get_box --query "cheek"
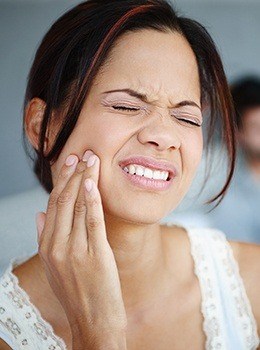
[181,131,203,182]
[50,111,130,186]
[79,110,135,150]
[90,123,125,150]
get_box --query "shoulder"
[228,239,260,334]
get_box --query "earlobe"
[24,97,49,152]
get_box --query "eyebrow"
[102,88,201,111]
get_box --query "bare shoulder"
[228,239,260,333]
[0,338,12,349]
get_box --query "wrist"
[72,334,127,350]
[71,327,127,350]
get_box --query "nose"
[137,110,181,151]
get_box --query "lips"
[118,155,177,180]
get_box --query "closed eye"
[112,106,201,126]
[112,105,139,112]
[178,118,201,127]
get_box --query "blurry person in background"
[208,77,260,243]
[234,77,260,183]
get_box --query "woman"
[0,0,259,349]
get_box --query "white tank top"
[0,225,259,349]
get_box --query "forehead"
[92,29,201,103]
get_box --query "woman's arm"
[71,328,127,350]
[229,240,260,333]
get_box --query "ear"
[24,97,49,154]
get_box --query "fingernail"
[65,155,77,166]
[82,150,94,162]
[87,155,96,167]
[84,178,93,192]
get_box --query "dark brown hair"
[22,0,237,208]
[230,76,260,129]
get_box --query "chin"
[106,208,166,225]
[102,194,180,226]
[98,175,186,225]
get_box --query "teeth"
[129,164,136,175]
[122,164,169,181]
[162,171,168,181]
[144,168,153,179]
[136,166,144,176]
[153,170,162,180]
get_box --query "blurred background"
[0,0,260,273]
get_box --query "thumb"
[36,212,46,243]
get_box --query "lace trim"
[0,254,67,349]
[212,229,260,349]
[164,223,222,348]
[187,227,227,349]
[165,223,260,349]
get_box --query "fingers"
[69,151,105,248]
[84,177,107,252]
[39,155,79,246]
[39,148,107,257]
[36,212,46,244]
[53,160,88,246]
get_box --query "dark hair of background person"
[231,76,260,130]
[22,0,237,209]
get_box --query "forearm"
[72,336,127,350]
[71,325,127,350]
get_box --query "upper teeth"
[122,164,169,181]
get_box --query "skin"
[1,29,260,349]
[238,107,260,181]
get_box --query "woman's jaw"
[50,29,203,226]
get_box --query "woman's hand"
[35,150,127,350]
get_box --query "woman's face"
[51,29,203,224]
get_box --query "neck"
[104,214,169,311]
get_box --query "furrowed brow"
[102,88,201,110]
[102,88,148,102]
[174,100,201,111]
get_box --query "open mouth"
[120,164,173,182]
